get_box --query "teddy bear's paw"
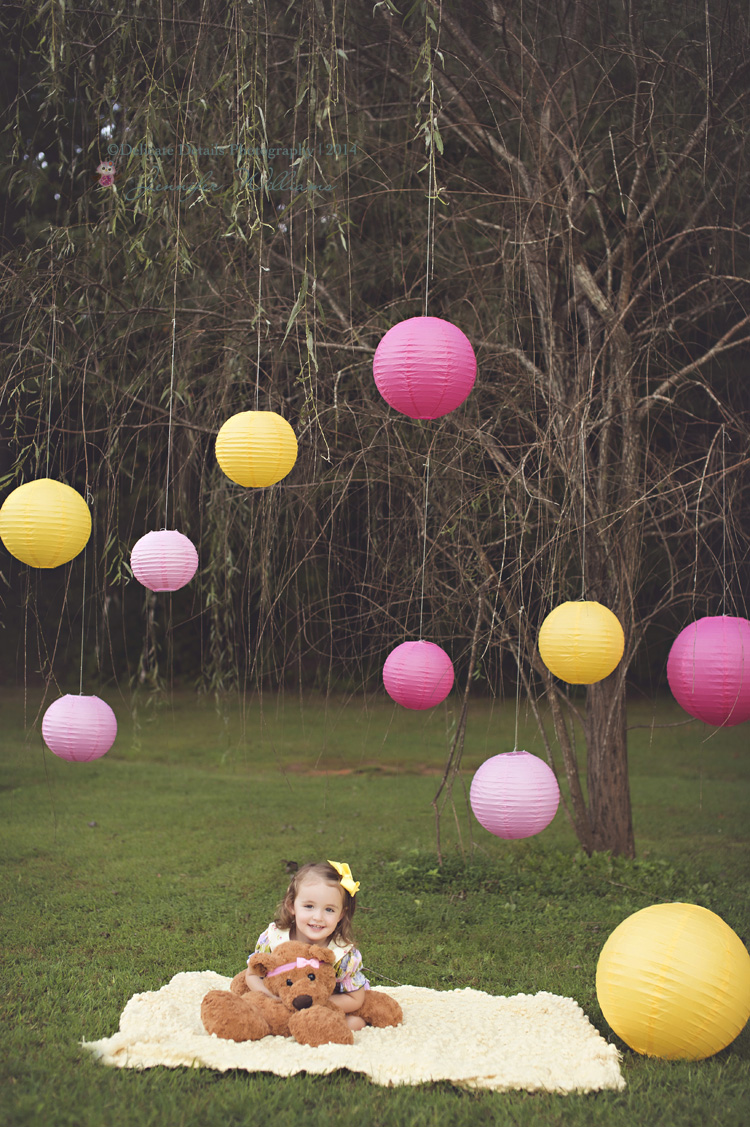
[359,990,404,1028]
[229,970,250,996]
[289,1005,354,1047]
[200,989,272,1042]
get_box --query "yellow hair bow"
[327,859,360,897]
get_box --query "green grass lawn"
[1,687,748,1126]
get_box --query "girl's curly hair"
[275,861,357,945]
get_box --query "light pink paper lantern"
[42,694,118,763]
[130,530,199,592]
[667,615,750,727]
[382,640,455,710]
[470,750,560,839]
[372,316,477,419]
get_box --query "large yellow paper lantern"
[538,600,624,684]
[0,478,91,567]
[215,410,297,488]
[596,903,750,1060]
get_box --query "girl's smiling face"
[291,876,344,946]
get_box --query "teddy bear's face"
[250,941,338,1013]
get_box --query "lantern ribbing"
[470,751,560,840]
[596,903,750,1060]
[0,479,92,568]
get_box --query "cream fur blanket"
[81,971,625,1094]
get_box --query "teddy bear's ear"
[313,946,337,966]
[248,951,276,977]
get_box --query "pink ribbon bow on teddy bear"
[266,956,321,979]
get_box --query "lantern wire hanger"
[721,423,728,616]
[423,92,436,319]
[691,422,731,619]
[255,220,265,412]
[78,352,92,697]
[164,183,184,531]
[46,298,57,478]
[78,500,91,697]
[580,420,587,600]
[422,0,441,319]
[418,440,433,640]
[416,9,441,639]
[163,274,179,529]
[513,601,523,753]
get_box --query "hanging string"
[164,203,181,529]
[424,110,435,317]
[252,0,269,412]
[580,413,587,599]
[418,450,431,640]
[46,303,57,477]
[164,315,177,529]
[692,428,720,613]
[721,423,727,616]
[417,10,441,634]
[414,9,443,640]
[255,231,264,410]
[513,605,523,752]
[423,4,441,317]
[79,544,87,695]
[79,350,91,695]
[513,513,525,752]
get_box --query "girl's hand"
[245,969,280,1000]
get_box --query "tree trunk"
[584,677,635,857]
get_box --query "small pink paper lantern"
[470,750,560,839]
[372,316,477,419]
[130,530,199,592]
[383,640,455,710]
[42,694,118,763]
[667,615,750,727]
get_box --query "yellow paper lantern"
[538,600,624,684]
[596,903,750,1060]
[0,478,92,568]
[215,411,298,488]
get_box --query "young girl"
[244,859,369,1032]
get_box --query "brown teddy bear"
[201,940,403,1047]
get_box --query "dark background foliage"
[1,0,748,854]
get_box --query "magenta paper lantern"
[372,316,477,419]
[667,615,750,727]
[130,530,199,592]
[42,694,118,763]
[382,640,455,710]
[470,750,560,839]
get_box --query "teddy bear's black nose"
[292,994,313,1011]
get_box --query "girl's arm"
[244,969,280,999]
[328,987,365,1013]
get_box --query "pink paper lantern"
[382,640,455,710]
[470,750,560,839]
[42,694,118,763]
[130,530,199,592]
[667,615,750,727]
[372,316,477,419]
